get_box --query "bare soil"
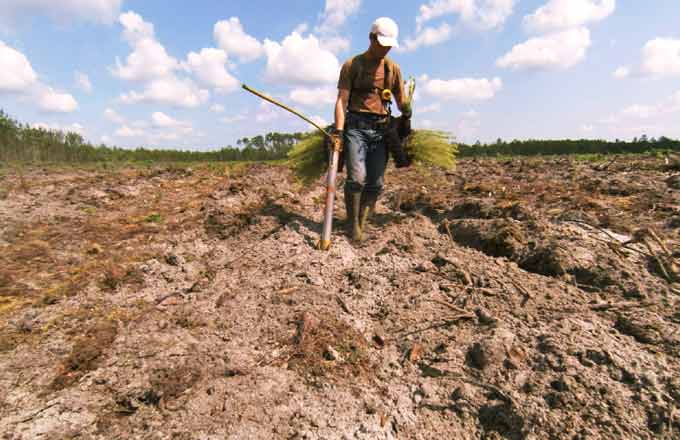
[1,156,679,439]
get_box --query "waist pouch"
[347,112,389,131]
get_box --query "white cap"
[371,17,399,48]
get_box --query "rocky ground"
[0,155,679,439]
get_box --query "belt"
[346,112,389,131]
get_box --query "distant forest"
[457,136,680,157]
[1,110,678,164]
[0,110,304,164]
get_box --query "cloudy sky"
[1,0,679,149]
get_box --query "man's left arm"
[392,66,410,118]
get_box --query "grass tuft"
[287,131,327,186]
[144,213,163,223]
[406,130,458,171]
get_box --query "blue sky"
[1,0,680,150]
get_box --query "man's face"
[370,34,391,58]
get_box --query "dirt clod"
[51,320,118,391]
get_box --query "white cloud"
[104,108,126,124]
[263,32,340,85]
[401,22,452,52]
[623,94,680,119]
[318,0,361,33]
[416,0,516,31]
[580,124,594,133]
[613,66,630,79]
[113,13,179,82]
[149,131,181,142]
[113,38,179,82]
[131,120,149,128]
[68,123,85,134]
[115,125,144,137]
[38,88,79,113]
[639,38,680,78]
[120,75,210,108]
[214,17,264,63]
[0,41,79,113]
[289,87,336,107]
[111,112,194,142]
[151,111,189,129]
[31,122,84,134]
[308,115,329,130]
[294,23,309,35]
[221,114,247,124]
[523,0,615,33]
[210,104,225,113]
[597,92,680,133]
[613,39,680,79]
[496,27,591,70]
[621,104,657,119]
[454,109,482,140]
[185,48,239,93]
[0,41,38,93]
[319,36,351,54]
[101,135,112,144]
[314,1,358,54]
[0,0,123,26]
[113,11,213,109]
[419,103,442,114]
[256,101,282,123]
[75,72,92,93]
[420,75,502,101]
[119,9,154,44]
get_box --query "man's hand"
[332,129,344,152]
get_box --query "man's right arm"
[335,89,350,131]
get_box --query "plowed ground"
[1,156,679,439]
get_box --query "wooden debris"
[509,280,532,299]
[276,286,300,295]
[593,156,617,172]
[408,343,424,362]
[395,314,476,339]
[16,401,60,424]
[427,298,473,316]
[647,228,671,256]
[590,301,654,311]
[335,295,352,314]
[643,238,673,283]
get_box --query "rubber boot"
[359,192,379,232]
[345,187,363,242]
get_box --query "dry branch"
[394,314,476,339]
[643,238,673,283]
[593,156,617,171]
[427,298,474,316]
[16,401,60,424]
[647,228,672,257]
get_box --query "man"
[334,17,410,243]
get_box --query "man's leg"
[360,130,388,230]
[344,128,368,241]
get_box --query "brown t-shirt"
[337,52,404,116]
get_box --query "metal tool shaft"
[318,148,340,250]
[242,83,339,251]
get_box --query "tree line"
[2,109,679,165]
[457,136,680,157]
[0,110,304,164]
